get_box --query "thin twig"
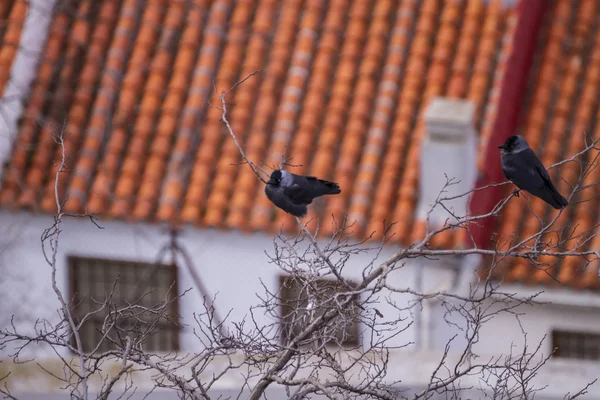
[46,123,89,399]
[215,70,269,183]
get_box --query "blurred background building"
[0,0,599,398]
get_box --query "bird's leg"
[512,188,521,198]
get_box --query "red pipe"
[467,0,549,249]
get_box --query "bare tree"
[1,57,600,400]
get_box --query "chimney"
[417,97,477,230]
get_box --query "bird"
[498,135,568,209]
[264,170,341,217]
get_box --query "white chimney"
[417,97,477,230]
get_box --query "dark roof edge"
[467,0,549,249]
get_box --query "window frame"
[278,274,361,348]
[552,329,600,361]
[68,255,180,354]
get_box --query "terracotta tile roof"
[0,0,28,96]
[489,0,600,290]
[0,0,515,250]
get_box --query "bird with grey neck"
[498,135,568,209]
[264,170,341,217]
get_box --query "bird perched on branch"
[498,135,568,209]
[265,170,341,217]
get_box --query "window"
[552,330,600,360]
[69,256,180,353]
[279,275,360,347]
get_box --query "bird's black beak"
[266,179,275,185]
[498,144,507,149]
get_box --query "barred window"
[279,275,360,347]
[552,330,600,360]
[69,256,180,354]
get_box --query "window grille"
[279,275,360,347]
[69,256,179,353]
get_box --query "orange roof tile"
[10,1,600,289]
[0,0,514,232]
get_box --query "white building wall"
[475,299,600,398]
[0,211,418,357]
[1,210,600,399]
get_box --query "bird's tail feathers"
[319,179,341,195]
[548,186,568,209]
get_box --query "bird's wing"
[527,150,569,208]
[305,176,341,194]
[526,149,553,184]
[284,175,340,204]
[503,149,567,209]
[284,182,313,204]
[265,185,308,216]
[504,148,548,190]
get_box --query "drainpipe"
[414,258,424,349]
[467,0,549,249]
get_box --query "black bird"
[264,170,341,217]
[498,135,568,209]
